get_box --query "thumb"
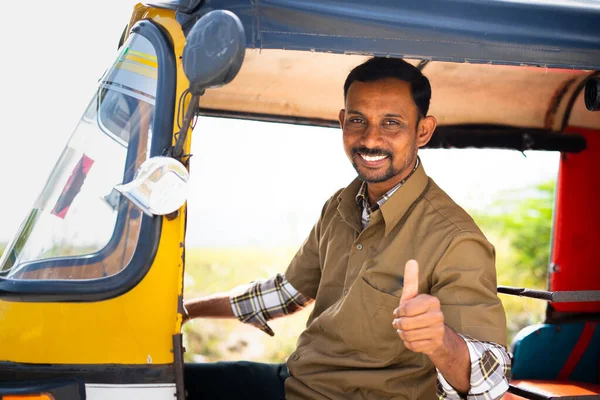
[400,259,419,305]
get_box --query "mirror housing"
[114,156,189,217]
[585,77,600,112]
[183,10,246,95]
[171,10,246,160]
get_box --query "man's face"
[340,78,433,185]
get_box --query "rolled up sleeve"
[230,273,311,336]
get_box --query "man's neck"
[366,160,418,204]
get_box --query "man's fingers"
[396,294,440,317]
[400,259,419,305]
[396,325,445,343]
[392,309,444,331]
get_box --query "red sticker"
[51,154,94,219]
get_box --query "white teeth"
[361,154,387,162]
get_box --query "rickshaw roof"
[151,0,600,138]
[153,0,600,69]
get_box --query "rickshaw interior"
[0,1,599,399]
[188,57,600,400]
[180,3,600,395]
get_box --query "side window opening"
[182,117,560,362]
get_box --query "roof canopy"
[153,0,600,145]
[200,50,600,134]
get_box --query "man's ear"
[338,109,346,129]
[416,115,437,148]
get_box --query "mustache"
[352,146,392,158]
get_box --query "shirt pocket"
[338,276,403,360]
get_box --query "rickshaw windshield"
[0,33,158,280]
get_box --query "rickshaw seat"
[510,322,600,384]
[503,380,600,399]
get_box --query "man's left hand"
[392,259,446,356]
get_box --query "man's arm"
[393,229,510,398]
[184,292,237,321]
[184,274,312,336]
[437,338,511,400]
[393,256,510,398]
[393,260,471,392]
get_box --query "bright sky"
[0,1,560,247]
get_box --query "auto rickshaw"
[0,1,599,399]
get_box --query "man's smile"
[359,154,388,162]
[353,146,393,169]
[357,153,390,168]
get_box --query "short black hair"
[343,57,432,117]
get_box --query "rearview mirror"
[171,10,246,160]
[585,77,600,112]
[183,10,246,95]
[114,156,189,217]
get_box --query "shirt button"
[293,354,299,361]
[356,244,363,251]
[343,288,349,295]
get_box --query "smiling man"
[183,57,511,400]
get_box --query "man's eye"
[384,120,400,126]
[349,118,364,123]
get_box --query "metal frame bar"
[198,108,587,152]
[498,286,600,303]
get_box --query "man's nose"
[361,124,382,148]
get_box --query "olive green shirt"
[285,162,507,399]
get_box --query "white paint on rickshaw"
[86,383,177,399]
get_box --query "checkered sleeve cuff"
[229,273,311,337]
[437,335,511,400]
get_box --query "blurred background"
[0,1,558,363]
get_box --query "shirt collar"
[354,157,420,213]
[337,157,429,236]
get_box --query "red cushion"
[503,380,600,399]
[550,127,600,313]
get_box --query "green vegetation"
[473,181,554,289]
[471,181,554,345]
[183,181,555,362]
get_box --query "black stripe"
[0,362,175,384]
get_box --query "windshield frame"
[0,19,176,302]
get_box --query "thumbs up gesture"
[392,259,446,356]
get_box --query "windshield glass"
[0,33,158,280]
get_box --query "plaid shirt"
[230,273,311,337]
[230,161,511,399]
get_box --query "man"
[183,57,511,399]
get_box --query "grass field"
[182,247,312,363]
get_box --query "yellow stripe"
[115,60,158,79]
[127,49,158,61]
[125,53,158,69]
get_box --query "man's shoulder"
[420,178,485,237]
